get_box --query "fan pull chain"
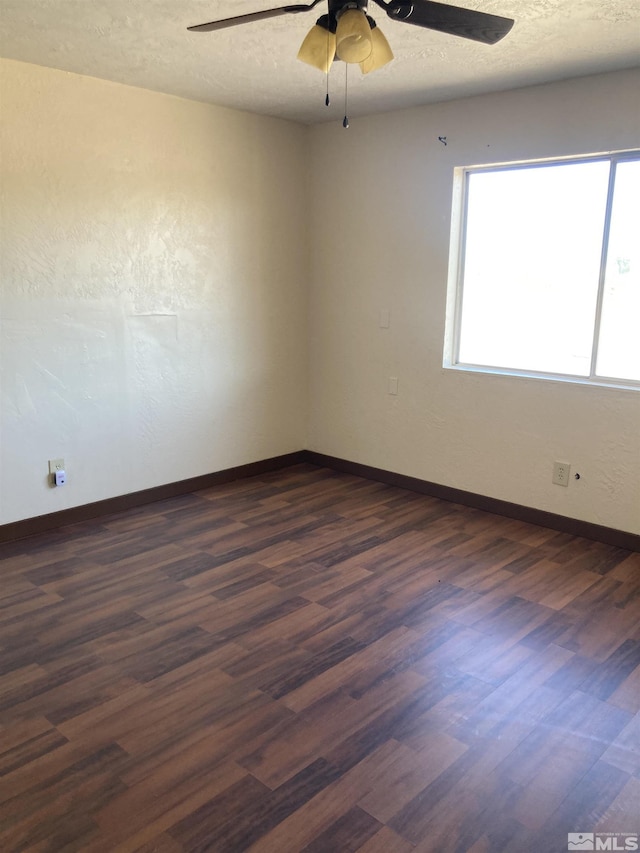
[343,64,349,129]
[325,32,331,106]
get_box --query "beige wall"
[0,59,309,524]
[2,58,638,535]
[307,68,640,534]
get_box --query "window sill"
[444,362,640,392]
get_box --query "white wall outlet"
[552,461,571,487]
[379,309,390,329]
[388,376,398,395]
[49,458,64,475]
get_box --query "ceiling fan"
[188,0,515,75]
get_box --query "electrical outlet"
[49,458,64,475]
[552,461,571,487]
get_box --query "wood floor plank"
[594,774,640,833]
[1,463,638,851]
[299,805,382,852]
[279,626,413,711]
[246,741,407,851]
[94,759,248,850]
[354,825,415,852]
[600,711,640,777]
[240,668,427,789]
[515,759,631,853]
[358,733,468,823]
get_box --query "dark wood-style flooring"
[1,463,639,852]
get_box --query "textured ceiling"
[1,0,639,124]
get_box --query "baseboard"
[2,449,638,553]
[304,451,640,553]
[0,451,307,544]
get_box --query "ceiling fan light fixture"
[297,19,336,72]
[335,8,372,64]
[360,23,394,74]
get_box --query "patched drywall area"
[0,59,309,524]
[307,69,640,535]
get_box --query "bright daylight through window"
[447,151,639,386]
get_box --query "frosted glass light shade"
[336,9,372,63]
[360,26,394,74]
[297,25,336,73]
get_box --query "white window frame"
[443,149,640,391]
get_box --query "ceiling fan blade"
[188,1,322,32]
[372,0,514,45]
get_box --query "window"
[445,151,640,387]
